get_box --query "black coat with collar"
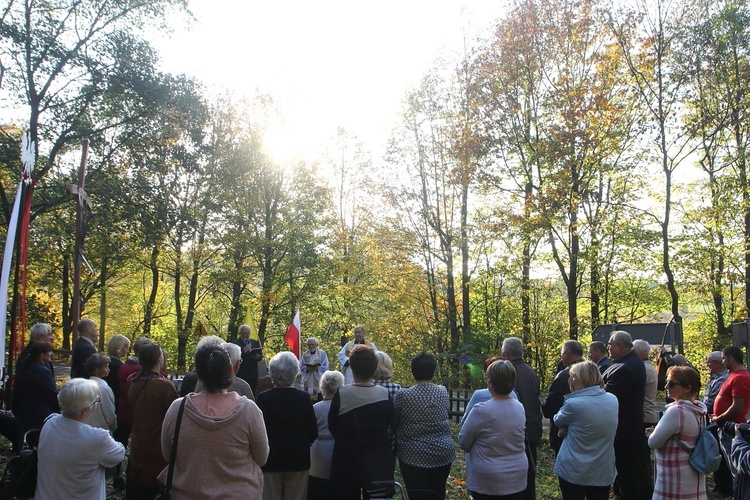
[71,337,97,379]
[603,348,646,442]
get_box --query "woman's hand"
[645,426,655,437]
[557,426,568,438]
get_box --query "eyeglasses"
[89,396,101,407]
[665,380,683,389]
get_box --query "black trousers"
[398,460,451,500]
[613,439,652,499]
[558,477,611,500]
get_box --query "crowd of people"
[8,319,750,499]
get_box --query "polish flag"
[284,310,301,359]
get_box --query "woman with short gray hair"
[84,353,117,433]
[309,371,345,499]
[256,352,318,499]
[37,378,125,499]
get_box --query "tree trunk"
[98,256,107,352]
[62,254,71,350]
[143,245,159,338]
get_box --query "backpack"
[0,429,40,500]
[671,419,722,474]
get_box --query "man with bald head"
[71,319,99,379]
[603,330,650,499]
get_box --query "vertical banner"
[244,304,260,342]
[0,182,23,373]
[284,309,301,359]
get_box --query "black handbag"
[154,397,188,500]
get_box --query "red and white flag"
[284,309,301,359]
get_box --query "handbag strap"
[670,407,703,454]
[164,397,188,490]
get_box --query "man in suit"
[71,319,98,378]
[603,330,651,499]
[542,340,584,456]
[588,341,612,373]
[233,324,263,395]
[16,323,54,375]
[501,337,542,500]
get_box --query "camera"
[723,421,750,440]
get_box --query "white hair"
[222,342,242,365]
[632,339,651,357]
[30,323,52,341]
[269,352,300,386]
[59,378,99,418]
[195,335,224,353]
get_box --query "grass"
[0,422,732,499]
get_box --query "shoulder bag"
[154,397,188,500]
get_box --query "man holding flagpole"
[233,324,263,395]
[338,326,377,385]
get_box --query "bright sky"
[154,1,502,163]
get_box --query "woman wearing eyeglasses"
[36,378,125,499]
[646,366,707,499]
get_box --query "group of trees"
[1,0,749,387]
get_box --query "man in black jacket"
[501,337,542,500]
[603,330,651,499]
[70,319,98,379]
[542,340,584,456]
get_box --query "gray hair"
[706,351,722,363]
[269,351,300,386]
[372,351,394,380]
[239,325,251,334]
[319,370,344,397]
[609,330,633,348]
[501,337,524,360]
[307,337,318,344]
[195,335,224,352]
[632,339,651,357]
[107,334,130,356]
[30,323,52,341]
[59,378,99,418]
[222,342,242,366]
[132,337,151,355]
[562,340,583,357]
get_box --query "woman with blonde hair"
[372,351,401,398]
[647,366,707,499]
[553,361,618,499]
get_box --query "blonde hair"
[569,361,603,390]
[372,351,394,380]
[107,334,130,356]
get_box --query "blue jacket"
[553,385,619,487]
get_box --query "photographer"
[729,422,750,499]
